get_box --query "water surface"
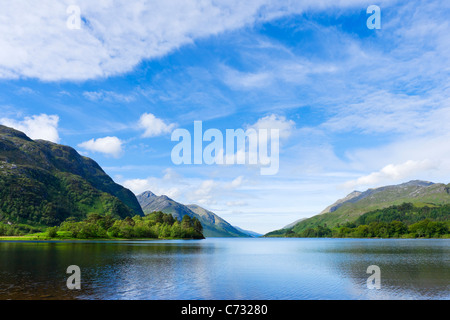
[0,238,448,300]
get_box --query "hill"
[266,180,450,237]
[0,125,143,234]
[137,191,250,237]
[280,203,449,238]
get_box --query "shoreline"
[0,236,205,242]
[1,236,448,242]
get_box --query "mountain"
[266,180,450,237]
[232,225,262,238]
[186,204,249,237]
[138,191,193,221]
[319,191,362,214]
[137,191,250,237]
[0,125,144,230]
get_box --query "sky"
[0,0,449,233]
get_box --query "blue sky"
[1,0,449,233]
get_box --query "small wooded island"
[0,211,205,241]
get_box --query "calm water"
[0,238,448,300]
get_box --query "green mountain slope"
[0,125,143,231]
[266,180,450,237]
[137,191,249,237]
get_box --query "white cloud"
[192,180,217,205]
[0,0,382,81]
[138,113,176,137]
[0,114,60,143]
[229,176,245,188]
[248,114,295,140]
[122,178,182,199]
[122,174,245,206]
[162,168,183,181]
[120,168,248,207]
[342,160,438,190]
[120,167,188,197]
[185,175,249,206]
[78,136,123,158]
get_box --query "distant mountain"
[137,191,250,237]
[138,191,192,221]
[186,204,249,238]
[0,125,144,230]
[232,225,262,238]
[266,180,450,236]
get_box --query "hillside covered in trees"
[273,203,449,239]
[0,125,144,235]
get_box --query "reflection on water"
[0,239,448,300]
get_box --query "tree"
[285,230,296,237]
[181,215,192,229]
[123,216,135,227]
[426,221,448,237]
[389,221,407,237]
[154,211,164,224]
[170,221,182,238]
[47,226,58,238]
[163,214,175,225]
[301,228,317,238]
[352,225,369,238]
[409,219,430,238]
[192,217,203,233]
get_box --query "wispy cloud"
[0,0,391,82]
[321,91,448,136]
[83,90,136,103]
[0,0,276,81]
